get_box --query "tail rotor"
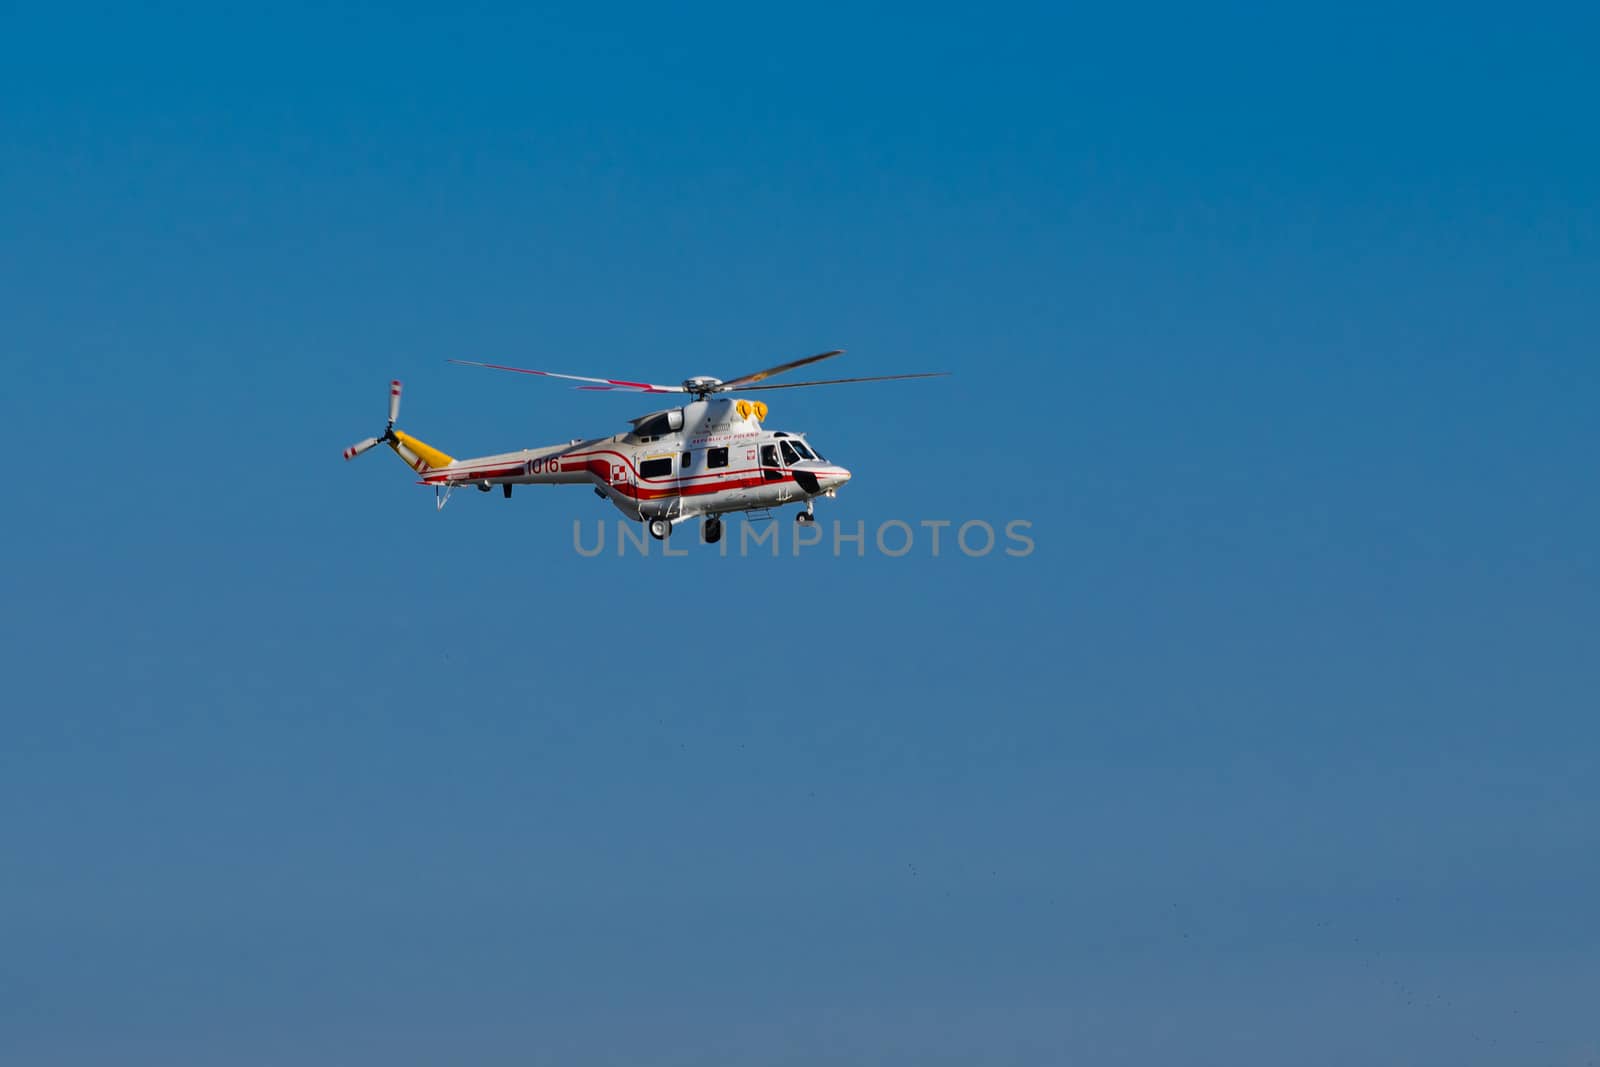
[342,379,402,461]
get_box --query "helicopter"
[342,349,946,544]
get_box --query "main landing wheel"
[648,518,672,540]
[703,517,723,545]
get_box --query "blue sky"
[2,3,1597,1064]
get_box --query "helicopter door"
[759,443,784,481]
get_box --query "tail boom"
[389,430,455,473]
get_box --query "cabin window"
[779,441,801,465]
[639,457,672,479]
[707,447,729,469]
[681,451,691,468]
[760,444,783,480]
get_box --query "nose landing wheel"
[796,503,816,524]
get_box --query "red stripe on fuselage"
[422,447,809,500]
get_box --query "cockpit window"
[791,441,815,460]
[779,441,800,465]
[803,440,825,461]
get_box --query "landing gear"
[502,484,513,499]
[796,503,816,524]
[648,517,671,540]
[702,516,723,545]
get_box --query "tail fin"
[389,430,455,473]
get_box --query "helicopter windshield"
[779,440,801,465]
[799,439,824,461]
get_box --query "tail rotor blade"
[343,436,381,460]
[388,380,402,426]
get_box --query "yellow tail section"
[388,430,455,473]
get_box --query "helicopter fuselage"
[414,396,850,526]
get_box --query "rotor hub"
[683,375,722,397]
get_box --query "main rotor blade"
[735,372,950,391]
[448,359,686,394]
[388,379,402,426]
[717,349,845,391]
[343,436,381,460]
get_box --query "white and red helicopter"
[342,349,945,543]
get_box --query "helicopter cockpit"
[759,434,827,480]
